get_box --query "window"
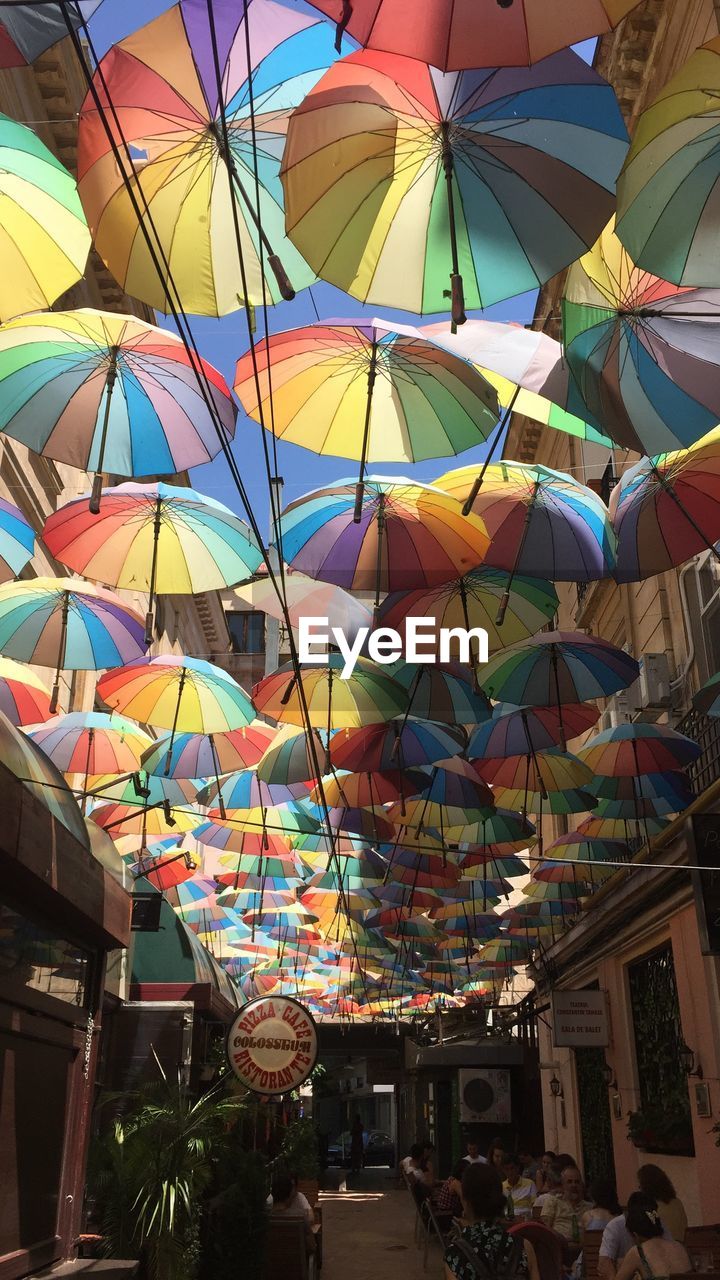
[628,944,694,1155]
[0,901,90,1007]
[696,553,720,685]
[227,610,265,654]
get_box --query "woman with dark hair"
[614,1193,690,1280]
[445,1165,540,1280]
[637,1165,687,1243]
[583,1177,621,1231]
[487,1140,506,1170]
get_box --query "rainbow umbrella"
[444,809,536,847]
[0,577,146,712]
[610,428,720,581]
[203,804,321,841]
[0,656,55,726]
[235,317,498,505]
[385,660,490,726]
[90,801,197,837]
[532,858,613,886]
[30,712,152,794]
[89,770,198,811]
[217,857,306,896]
[695,672,720,719]
[590,771,694,809]
[563,218,720,453]
[330,718,466,772]
[77,0,349,314]
[0,496,34,582]
[279,476,490,596]
[615,36,720,287]
[467,702,600,760]
[97,656,255,736]
[0,5,101,67]
[523,880,583,906]
[476,938,530,967]
[379,568,559,657]
[577,811,669,841]
[477,750,594,796]
[0,706,89,846]
[492,784,598,817]
[412,757,495,809]
[197,769,308,812]
[545,831,629,866]
[313,769,425,809]
[132,847,197,892]
[308,847,387,889]
[458,850,529,881]
[317,804,396,843]
[196,824,294,862]
[429,901,500,940]
[141,723,276,779]
[281,49,627,324]
[235,572,372,643]
[43,482,263,644]
[293,831,374,869]
[0,310,236,511]
[577,724,701,776]
[308,0,638,70]
[255,723,331,786]
[436,459,616,619]
[0,112,90,321]
[253,654,408,733]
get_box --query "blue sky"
[88,3,593,530]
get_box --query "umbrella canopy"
[0,577,147,710]
[0,311,236,507]
[610,428,720,581]
[197,769,307,810]
[43,481,263,643]
[578,812,669,840]
[468,703,600,759]
[234,318,499,491]
[546,831,629,865]
[256,724,331,786]
[195,822,294,861]
[141,723,275,779]
[694,672,720,719]
[437,459,616,590]
[279,476,490,594]
[590,771,695,809]
[307,0,639,71]
[253,655,408,730]
[0,112,90,321]
[314,769,424,809]
[0,3,101,67]
[577,724,701,776]
[615,36,720,287]
[90,801,197,837]
[77,0,349,314]
[0,496,34,582]
[493,784,598,816]
[329,718,466,772]
[0,656,55,726]
[563,219,720,454]
[131,846,197,892]
[0,706,89,845]
[282,49,627,324]
[30,712,152,780]
[97,656,255,734]
[444,809,536,847]
[477,750,594,795]
[385,660,491,726]
[235,571,372,643]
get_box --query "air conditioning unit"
[600,689,635,732]
[458,1068,511,1125]
[637,652,671,710]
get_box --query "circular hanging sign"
[227,995,319,1095]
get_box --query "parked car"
[327,1129,395,1167]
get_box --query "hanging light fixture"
[549,1074,563,1098]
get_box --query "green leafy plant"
[274,1116,320,1180]
[627,1105,694,1154]
[201,1139,268,1280]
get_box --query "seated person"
[403,1143,433,1188]
[445,1163,540,1280]
[534,1152,558,1196]
[583,1178,621,1232]
[502,1152,537,1216]
[614,1194,690,1280]
[598,1197,673,1280]
[463,1141,487,1166]
[540,1164,592,1250]
[637,1165,688,1244]
[435,1160,468,1228]
[270,1173,316,1255]
[533,1163,561,1220]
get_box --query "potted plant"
[275,1116,321,1204]
[627,1106,694,1155]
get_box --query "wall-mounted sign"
[551,989,609,1047]
[227,996,318,1095]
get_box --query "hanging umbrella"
[77,0,350,315]
[545,831,629,866]
[330,717,466,772]
[476,938,530,967]
[379,568,558,656]
[406,758,495,810]
[467,702,600,760]
[477,749,594,797]
[281,49,627,324]
[0,112,90,321]
[444,808,536,847]
[256,723,331,786]
[197,769,308,811]
[0,3,101,67]
[317,804,396,843]
[90,801,197,837]
[235,571,372,641]
[308,0,640,70]
[194,822,294,861]
[0,497,34,582]
[253,655,408,733]
[492,784,598,816]
[132,846,197,891]
[97,656,255,739]
[577,811,669,841]
[141,723,276,780]
[532,859,613,886]
[610,428,720,582]
[313,769,425,809]
[695,672,720,719]
[563,218,720,453]
[43,481,263,644]
[457,850,529,881]
[0,577,146,712]
[91,770,199,810]
[384,660,490,726]
[203,804,321,840]
[615,36,720,287]
[0,706,90,846]
[0,310,236,511]
[436,460,616,621]
[577,724,701,776]
[0,656,55,726]
[480,631,640,747]
[590,771,695,809]
[234,317,498,508]
[523,880,584,906]
[30,712,152,794]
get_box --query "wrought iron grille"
[575,1046,614,1182]
[677,707,720,796]
[628,944,694,1156]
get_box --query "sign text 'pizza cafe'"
[227,995,319,1095]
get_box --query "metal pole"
[264,476,283,676]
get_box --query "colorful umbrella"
[577,724,701,776]
[590,772,694,810]
[281,49,627,323]
[563,218,720,453]
[385,660,490,726]
[0,655,55,726]
[132,847,197,892]
[444,809,535,847]
[545,831,630,866]
[477,750,594,796]
[141,723,276,780]
[194,821,294,860]
[0,3,101,67]
[0,705,90,845]
[234,317,498,506]
[253,655,408,733]
[91,770,199,810]
[694,672,720,720]
[0,112,90,321]
[330,717,465,773]
[279,476,490,596]
[0,310,236,509]
[610,428,720,582]
[0,496,34,582]
[308,0,639,71]
[436,460,616,619]
[467,703,600,760]
[197,769,307,812]
[314,769,424,810]
[615,36,720,287]
[90,801,197,838]
[235,571,372,642]
[0,577,146,711]
[577,812,669,841]
[255,723,331,786]
[378,568,559,656]
[77,0,349,314]
[30,712,152,790]
[492,784,597,816]
[97,656,255,735]
[43,481,263,642]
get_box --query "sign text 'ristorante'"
[227,996,318,1095]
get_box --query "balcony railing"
[677,706,720,796]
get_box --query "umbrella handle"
[267,254,295,302]
[90,347,119,515]
[450,274,466,327]
[334,0,352,51]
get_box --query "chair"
[509,1220,564,1280]
[423,1200,453,1272]
[581,1228,604,1280]
[265,1217,316,1280]
[685,1227,720,1270]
